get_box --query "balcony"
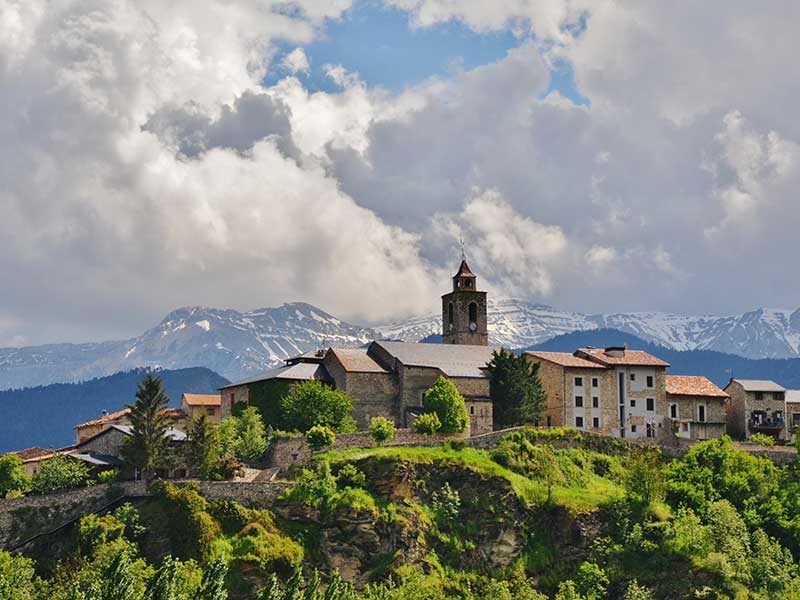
[748,418,784,436]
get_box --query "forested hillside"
[532,329,800,388]
[4,430,800,599]
[0,367,229,452]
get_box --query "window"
[575,416,584,428]
[468,302,478,324]
[592,396,599,408]
[469,405,475,416]
[592,377,599,388]
[448,302,454,325]
[207,408,216,416]
[631,424,637,433]
[775,392,785,401]
[681,423,689,432]
[646,398,654,412]
[670,403,677,419]
[546,415,552,427]
[592,417,600,428]
[698,405,706,422]
[755,392,764,400]
[630,373,636,381]
[574,376,584,387]
[630,399,636,408]
[646,375,654,388]
[575,395,584,407]
[230,393,235,403]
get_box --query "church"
[220,258,499,435]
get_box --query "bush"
[0,454,30,496]
[749,432,775,447]
[306,425,336,451]
[330,487,378,517]
[336,464,366,489]
[31,455,89,494]
[231,522,303,574]
[369,417,396,445]
[414,412,442,434]
[97,469,119,484]
[77,513,126,555]
[575,561,609,599]
[280,380,356,433]
[152,481,221,561]
[423,376,469,433]
[431,482,461,524]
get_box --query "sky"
[2,0,800,346]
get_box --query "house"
[180,393,222,424]
[526,346,669,439]
[221,258,497,436]
[724,379,787,441]
[12,447,61,476]
[786,390,800,439]
[665,375,728,440]
[74,407,187,444]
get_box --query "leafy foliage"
[0,453,31,496]
[279,380,356,433]
[422,376,468,434]
[306,424,335,451]
[30,455,89,494]
[749,432,775,447]
[369,417,396,445]
[486,349,546,428]
[413,412,441,434]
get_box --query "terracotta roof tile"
[74,408,130,430]
[182,393,221,407]
[12,447,51,461]
[454,259,476,278]
[577,348,670,367]
[525,351,606,369]
[666,375,729,398]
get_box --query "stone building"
[526,346,669,440]
[220,259,497,436]
[786,390,800,440]
[724,379,787,441]
[73,407,187,444]
[665,375,728,440]
[180,393,222,424]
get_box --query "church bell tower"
[441,253,488,346]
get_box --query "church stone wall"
[324,353,400,428]
[441,291,488,346]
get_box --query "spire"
[459,235,466,262]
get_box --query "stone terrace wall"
[196,481,292,507]
[269,429,465,470]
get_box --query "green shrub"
[113,503,147,539]
[0,454,30,496]
[369,417,396,445]
[97,469,119,484]
[575,561,609,599]
[231,522,303,574]
[0,550,36,600]
[431,482,461,524]
[306,425,336,451]
[336,464,366,489]
[749,432,775,447]
[592,455,612,477]
[446,438,468,451]
[414,412,442,434]
[330,487,378,517]
[280,380,356,433]
[31,455,89,494]
[152,481,221,561]
[77,513,126,555]
[282,461,337,513]
[423,376,469,433]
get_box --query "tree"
[485,349,546,428]
[533,445,564,504]
[31,455,89,494]
[189,415,220,480]
[0,454,30,496]
[0,550,36,600]
[279,380,355,433]
[306,425,335,451]
[422,377,468,434]
[122,373,172,479]
[369,417,396,445]
[625,451,665,507]
[145,555,180,600]
[234,406,268,462]
[195,557,228,600]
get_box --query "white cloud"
[281,47,310,74]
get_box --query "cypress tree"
[122,373,172,480]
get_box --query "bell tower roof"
[454,259,475,279]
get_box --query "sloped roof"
[12,447,52,461]
[576,348,670,367]
[454,259,476,278]
[525,351,606,369]
[68,452,126,467]
[110,425,187,441]
[74,408,130,430]
[666,375,729,398]
[328,348,388,373]
[182,393,221,407]
[373,340,497,378]
[729,379,786,393]
[786,390,800,404]
[220,361,331,389]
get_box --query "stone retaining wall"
[268,429,464,470]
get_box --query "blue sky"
[265,0,589,105]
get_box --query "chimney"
[101,409,108,417]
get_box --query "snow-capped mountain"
[376,299,800,358]
[0,303,377,390]
[3,299,800,391]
